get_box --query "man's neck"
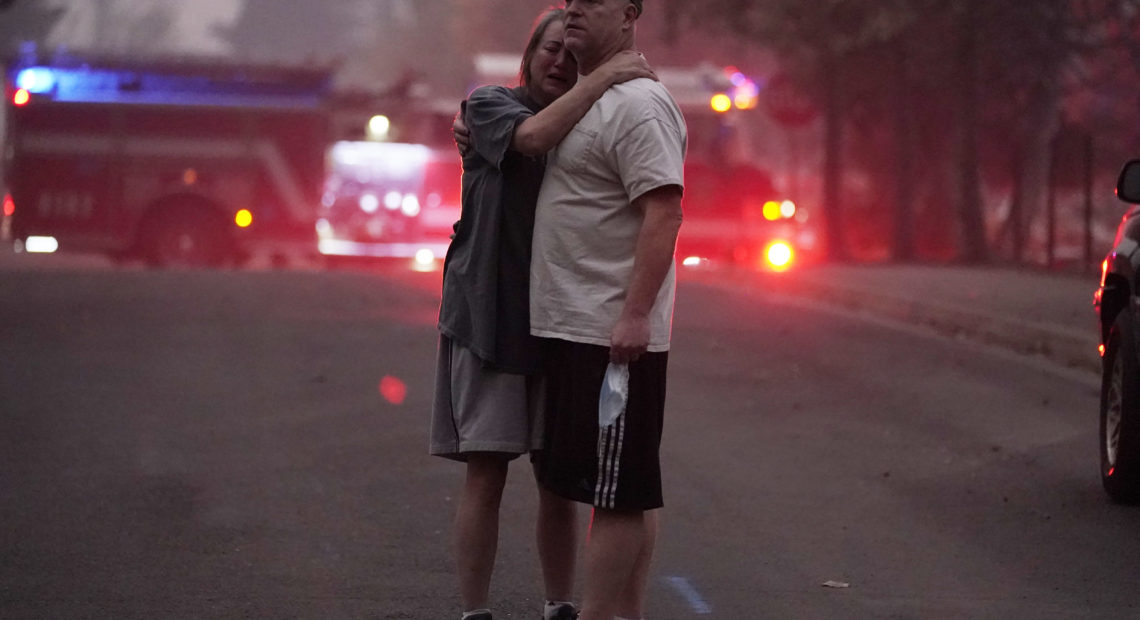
[578,40,636,76]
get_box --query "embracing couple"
[430,2,686,619]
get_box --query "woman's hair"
[518,8,566,92]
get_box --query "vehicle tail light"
[762,200,797,221]
[2,193,14,217]
[13,88,30,107]
[763,240,794,272]
[234,209,253,228]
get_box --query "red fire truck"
[460,56,813,271]
[2,52,332,267]
[315,98,462,269]
[310,61,812,273]
[659,63,816,272]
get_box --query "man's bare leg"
[534,465,579,602]
[578,508,649,620]
[454,454,509,610]
[614,509,657,619]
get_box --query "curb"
[691,265,1102,376]
[786,275,1100,375]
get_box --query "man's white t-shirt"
[530,77,687,351]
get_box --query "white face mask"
[598,362,629,428]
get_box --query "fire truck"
[311,61,811,272]
[463,55,811,270]
[658,63,816,272]
[315,121,462,268]
[2,52,333,267]
[311,91,462,269]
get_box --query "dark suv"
[1095,160,1140,502]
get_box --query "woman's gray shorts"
[429,335,543,461]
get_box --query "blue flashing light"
[16,67,56,94]
[11,64,328,109]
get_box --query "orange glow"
[762,201,782,221]
[379,376,407,405]
[710,93,732,113]
[1099,344,1106,357]
[182,168,198,185]
[234,209,253,228]
[13,88,30,106]
[734,93,758,110]
[2,193,13,217]
[764,241,794,271]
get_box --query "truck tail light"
[763,240,794,272]
[234,209,253,228]
[2,193,14,217]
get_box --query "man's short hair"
[630,0,643,17]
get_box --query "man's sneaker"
[544,602,578,620]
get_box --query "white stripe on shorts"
[594,412,626,508]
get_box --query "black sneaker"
[544,603,578,620]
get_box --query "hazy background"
[6,0,771,98]
[7,0,1140,265]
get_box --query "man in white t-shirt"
[530,1,686,619]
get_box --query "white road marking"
[665,575,712,614]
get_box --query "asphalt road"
[1,257,1138,619]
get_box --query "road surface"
[0,256,1135,619]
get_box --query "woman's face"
[529,20,578,107]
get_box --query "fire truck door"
[13,109,119,247]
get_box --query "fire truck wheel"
[144,209,232,268]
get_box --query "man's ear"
[622,3,638,29]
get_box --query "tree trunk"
[890,44,916,262]
[822,52,848,262]
[952,3,988,263]
[1009,142,1025,262]
[1013,86,1062,259]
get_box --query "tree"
[0,0,63,57]
[215,0,362,66]
[692,0,1140,265]
[695,0,929,262]
[91,0,177,56]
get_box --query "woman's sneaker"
[543,602,578,620]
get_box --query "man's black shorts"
[535,338,667,511]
